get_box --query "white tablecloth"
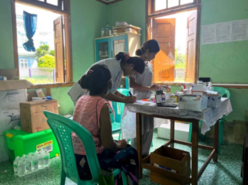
[126,98,232,135]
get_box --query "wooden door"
[152,18,176,82]
[185,11,197,82]
[54,16,65,83]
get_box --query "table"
[126,98,232,185]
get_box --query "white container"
[157,122,190,141]
[207,94,222,108]
[178,95,208,112]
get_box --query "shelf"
[99,55,109,58]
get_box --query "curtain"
[23,11,37,52]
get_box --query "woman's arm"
[100,104,127,152]
[130,77,160,91]
[104,92,136,103]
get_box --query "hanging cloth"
[23,11,37,52]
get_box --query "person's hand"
[117,139,127,149]
[124,96,136,103]
[150,84,160,91]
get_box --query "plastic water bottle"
[17,155,26,177]
[38,150,45,169]
[105,23,110,36]
[25,154,32,174]
[101,27,105,37]
[13,156,20,176]
[31,152,39,172]
[43,150,50,168]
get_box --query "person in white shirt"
[121,40,161,157]
[68,52,145,104]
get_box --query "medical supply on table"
[178,94,208,111]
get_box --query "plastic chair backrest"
[112,102,125,122]
[43,111,100,184]
[213,87,230,98]
[112,89,129,123]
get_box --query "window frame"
[11,0,73,88]
[151,0,197,14]
[146,0,201,85]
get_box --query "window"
[148,0,200,83]
[20,59,28,68]
[154,0,195,12]
[13,0,72,85]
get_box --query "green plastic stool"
[188,87,230,153]
[44,111,127,185]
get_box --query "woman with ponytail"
[121,40,162,157]
[68,52,145,105]
[72,64,139,184]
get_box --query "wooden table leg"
[170,119,175,148]
[192,120,199,185]
[136,113,142,178]
[213,120,219,162]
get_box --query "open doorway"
[15,2,66,84]
[150,9,198,83]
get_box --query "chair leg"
[218,119,224,153]
[188,123,192,142]
[199,121,206,140]
[118,132,121,140]
[60,170,66,185]
[121,171,127,185]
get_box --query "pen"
[129,91,132,96]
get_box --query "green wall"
[70,0,107,81]
[0,0,15,69]
[200,0,248,84]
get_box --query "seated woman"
[71,64,139,184]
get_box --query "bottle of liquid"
[101,27,105,37]
[43,150,50,168]
[17,155,26,177]
[25,154,32,174]
[38,150,45,169]
[13,156,20,176]
[31,152,39,172]
[105,23,110,36]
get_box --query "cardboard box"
[20,100,58,133]
[178,95,208,112]
[150,146,190,185]
[207,94,221,108]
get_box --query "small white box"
[192,84,206,96]
[207,94,221,108]
[157,122,190,141]
[178,95,208,112]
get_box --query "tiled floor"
[0,131,243,185]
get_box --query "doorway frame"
[146,0,201,84]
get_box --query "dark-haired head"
[136,39,160,61]
[115,52,145,76]
[79,64,112,96]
